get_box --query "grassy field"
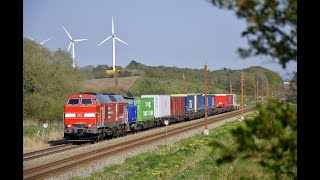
[71,119,279,180]
[83,76,140,91]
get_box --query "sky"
[23,0,297,80]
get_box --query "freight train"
[63,93,239,142]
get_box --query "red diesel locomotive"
[63,93,128,141]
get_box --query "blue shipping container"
[201,94,212,109]
[185,95,195,113]
[126,104,137,123]
[195,94,202,111]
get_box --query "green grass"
[72,120,276,180]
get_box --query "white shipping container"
[141,95,171,118]
[232,94,237,105]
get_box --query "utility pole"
[241,72,244,118]
[254,79,257,103]
[183,72,186,94]
[115,66,118,94]
[256,79,259,101]
[266,79,269,99]
[204,64,209,135]
[261,83,264,98]
[229,80,232,94]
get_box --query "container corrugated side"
[201,94,212,109]
[126,104,136,123]
[136,97,154,121]
[185,95,195,113]
[211,94,216,108]
[226,94,233,105]
[194,94,203,111]
[232,94,237,105]
[214,94,227,107]
[170,96,185,116]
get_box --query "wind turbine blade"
[62,26,73,40]
[68,42,72,51]
[27,35,34,41]
[73,39,88,42]
[40,36,53,45]
[97,36,112,46]
[115,37,128,45]
[112,16,114,35]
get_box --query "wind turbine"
[62,26,88,68]
[97,16,128,70]
[27,35,53,46]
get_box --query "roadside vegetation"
[70,99,296,180]
[23,122,63,153]
[71,115,273,179]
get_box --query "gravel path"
[25,111,252,180]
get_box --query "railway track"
[23,144,87,162]
[23,107,254,180]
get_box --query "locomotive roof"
[100,94,125,102]
[123,96,136,99]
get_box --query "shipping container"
[170,95,185,116]
[126,104,137,123]
[185,94,195,113]
[136,97,154,121]
[201,94,213,109]
[141,95,171,118]
[188,93,202,111]
[232,94,237,106]
[211,94,216,108]
[123,97,137,123]
[214,94,227,107]
[226,94,233,106]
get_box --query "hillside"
[83,76,140,92]
[81,61,283,98]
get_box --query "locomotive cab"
[63,94,102,141]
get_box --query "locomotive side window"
[82,98,93,105]
[68,98,79,105]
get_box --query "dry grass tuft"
[23,128,63,154]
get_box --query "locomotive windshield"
[82,98,93,105]
[67,98,93,105]
[68,98,79,105]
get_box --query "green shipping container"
[136,97,154,121]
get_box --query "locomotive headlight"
[84,113,95,117]
[65,113,76,118]
[79,94,82,98]
[88,124,92,128]
[67,124,71,128]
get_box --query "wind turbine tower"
[62,26,88,68]
[98,16,128,70]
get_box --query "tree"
[207,1,297,178]
[210,100,297,178]
[23,39,85,121]
[210,0,297,68]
